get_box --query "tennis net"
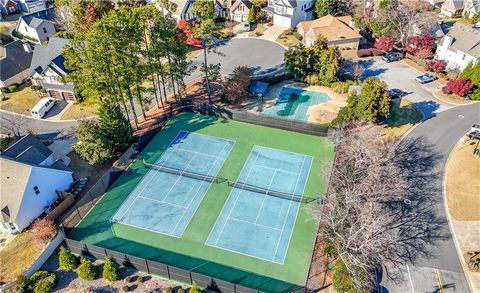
[144,160,227,183]
[227,180,309,203]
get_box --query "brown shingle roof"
[445,23,480,57]
[297,15,361,42]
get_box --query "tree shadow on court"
[380,136,449,284]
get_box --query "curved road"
[383,102,480,293]
[0,110,78,137]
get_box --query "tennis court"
[206,145,312,264]
[111,130,235,237]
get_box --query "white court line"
[204,147,257,245]
[254,169,277,224]
[173,139,231,236]
[174,147,219,159]
[253,163,299,176]
[214,150,261,246]
[272,155,306,261]
[113,130,185,221]
[229,216,283,232]
[137,195,187,209]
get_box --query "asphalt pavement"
[381,102,480,293]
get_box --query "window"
[43,27,47,34]
[462,54,466,60]
[33,186,40,195]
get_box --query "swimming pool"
[261,87,330,122]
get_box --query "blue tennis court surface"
[206,145,312,264]
[111,131,235,237]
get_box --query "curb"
[399,101,426,141]
[432,91,478,107]
[442,138,476,293]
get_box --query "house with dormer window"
[263,0,314,28]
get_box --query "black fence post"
[145,259,150,274]
[167,265,171,280]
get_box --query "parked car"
[243,21,251,32]
[467,130,480,140]
[387,88,408,99]
[415,73,437,84]
[470,124,480,133]
[31,97,55,119]
[382,52,403,62]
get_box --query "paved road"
[381,102,480,293]
[0,110,78,138]
[356,58,453,118]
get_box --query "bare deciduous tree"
[1,114,28,137]
[313,124,446,291]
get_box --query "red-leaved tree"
[177,19,202,47]
[404,34,436,58]
[374,37,395,52]
[81,4,100,32]
[447,77,474,97]
[427,59,447,73]
[32,218,57,247]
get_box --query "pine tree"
[72,120,111,165]
[98,101,133,154]
[248,5,258,24]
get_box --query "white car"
[31,97,55,119]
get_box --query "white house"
[263,0,314,28]
[229,0,251,22]
[0,0,20,16]
[16,8,56,43]
[14,0,46,13]
[30,37,76,101]
[435,23,480,71]
[441,0,464,17]
[0,40,33,88]
[1,134,73,234]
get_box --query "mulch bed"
[306,234,335,293]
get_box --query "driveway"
[0,110,78,137]
[188,38,285,79]
[354,58,454,118]
[381,102,480,293]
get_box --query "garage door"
[233,14,242,22]
[48,90,61,100]
[274,15,291,28]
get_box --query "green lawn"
[69,113,334,291]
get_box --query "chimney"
[23,42,32,53]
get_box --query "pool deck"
[244,81,347,124]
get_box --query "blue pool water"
[262,87,330,122]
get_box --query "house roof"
[1,133,52,165]
[444,23,480,57]
[442,0,464,11]
[231,0,251,11]
[19,8,55,28]
[0,40,33,82]
[297,15,361,42]
[0,157,33,223]
[29,37,69,75]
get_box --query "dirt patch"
[305,86,347,124]
[61,102,98,120]
[446,140,480,221]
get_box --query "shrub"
[136,275,144,283]
[331,80,361,94]
[427,59,447,73]
[332,260,355,293]
[7,84,19,93]
[442,86,452,95]
[162,287,173,293]
[29,271,56,293]
[293,32,303,40]
[32,218,56,247]
[102,257,121,281]
[77,258,98,280]
[447,77,475,97]
[122,285,129,292]
[177,288,186,293]
[357,48,372,58]
[374,36,395,52]
[59,246,79,271]
[189,282,202,293]
[125,275,134,282]
[11,30,23,39]
[15,275,29,293]
[31,85,43,91]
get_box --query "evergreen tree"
[248,5,258,24]
[98,101,133,154]
[284,45,310,80]
[459,61,480,100]
[315,0,348,17]
[72,120,111,165]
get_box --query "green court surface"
[69,113,334,291]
